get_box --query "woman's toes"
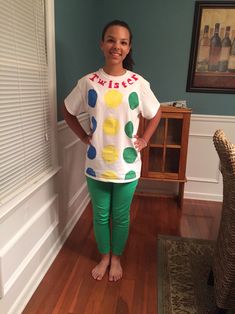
[109,258,122,282]
[91,259,110,280]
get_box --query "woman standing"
[63,20,161,281]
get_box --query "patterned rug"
[157,235,216,314]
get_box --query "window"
[0,0,57,206]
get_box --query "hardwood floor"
[23,197,222,314]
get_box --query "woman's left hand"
[133,135,147,152]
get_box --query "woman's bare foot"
[109,255,122,282]
[92,254,110,280]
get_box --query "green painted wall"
[55,0,235,121]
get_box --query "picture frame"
[186,1,235,94]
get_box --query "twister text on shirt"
[89,73,139,89]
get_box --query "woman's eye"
[121,41,128,45]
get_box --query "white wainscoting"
[56,113,90,241]
[0,114,90,314]
[0,174,60,314]
[185,114,235,201]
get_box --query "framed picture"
[186,1,235,94]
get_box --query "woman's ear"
[100,40,104,51]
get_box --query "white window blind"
[0,0,53,205]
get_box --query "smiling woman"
[100,26,131,74]
[63,19,162,283]
[101,20,135,73]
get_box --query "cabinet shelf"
[136,105,192,208]
[149,144,181,148]
[142,174,187,182]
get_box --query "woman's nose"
[113,41,120,49]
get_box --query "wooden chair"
[210,129,235,313]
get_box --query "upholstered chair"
[212,129,235,312]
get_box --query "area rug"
[157,234,216,314]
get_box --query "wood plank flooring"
[23,197,222,314]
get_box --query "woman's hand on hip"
[133,135,147,152]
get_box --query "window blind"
[0,0,53,205]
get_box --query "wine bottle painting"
[187,2,235,94]
[197,22,234,73]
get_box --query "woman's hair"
[101,20,135,71]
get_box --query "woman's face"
[100,25,131,67]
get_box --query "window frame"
[0,0,59,220]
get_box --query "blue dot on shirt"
[91,116,97,133]
[87,145,96,159]
[88,89,97,108]
[86,168,96,177]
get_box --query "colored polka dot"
[103,117,120,136]
[86,168,96,177]
[102,145,119,164]
[124,121,134,138]
[128,92,139,110]
[125,170,136,180]
[88,89,97,108]
[123,147,137,163]
[87,145,96,159]
[101,170,119,180]
[91,116,97,133]
[104,90,123,108]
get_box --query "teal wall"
[55,0,235,121]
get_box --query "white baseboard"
[184,191,222,202]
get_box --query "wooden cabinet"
[137,105,192,208]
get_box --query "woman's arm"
[134,107,162,152]
[62,104,91,144]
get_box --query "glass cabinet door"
[148,147,163,172]
[165,148,180,173]
[166,119,182,145]
[149,119,165,145]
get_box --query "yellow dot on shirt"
[103,117,120,135]
[102,145,119,163]
[101,170,119,180]
[104,90,123,108]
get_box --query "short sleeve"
[64,78,87,116]
[139,78,160,119]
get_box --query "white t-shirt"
[64,68,160,183]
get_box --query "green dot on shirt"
[128,92,139,110]
[123,147,137,163]
[124,121,134,138]
[125,170,136,180]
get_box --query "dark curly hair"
[101,20,135,71]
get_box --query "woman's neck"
[102,65,126,76]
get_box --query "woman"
[63,20,161,281]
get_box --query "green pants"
[86,177,138,255]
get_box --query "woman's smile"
[110,49,121,57]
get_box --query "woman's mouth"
[110,50,121,57]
